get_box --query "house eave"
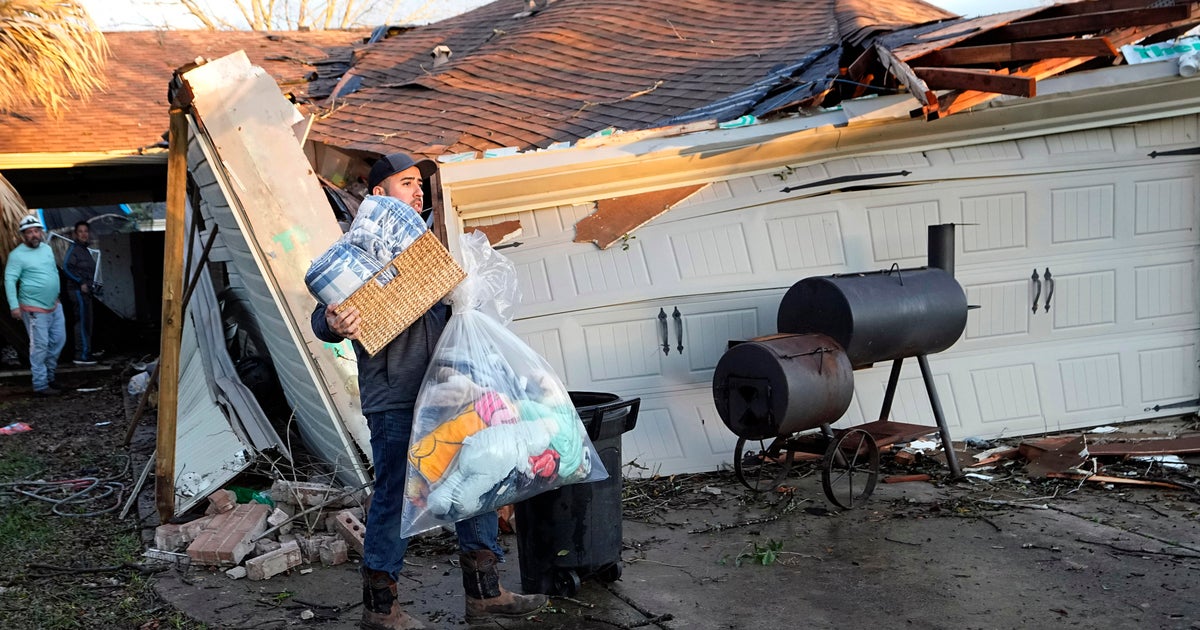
[0,151,168,170]
[439,62,1200,220]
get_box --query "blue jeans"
[22,304,65,391]
[363,407,503,581]
[69,289,94,361]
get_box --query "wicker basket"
[335,230,465,356]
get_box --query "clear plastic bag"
[400,232,606,537]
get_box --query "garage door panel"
[965,278,1032,340]
[1133,175,1195,237]
[1050,183,1114,244]
[1050,268,1116,330]
[1134,259,1195,321]
[1058,353,1124,413]
[1139,343,1199,403]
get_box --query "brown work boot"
[460,549,548,623]
[360,569,426,630]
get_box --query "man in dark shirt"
[311,153,546,630]
[62,221,98,365]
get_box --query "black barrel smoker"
[713,224,967,507]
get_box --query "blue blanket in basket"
[305,195,428,304]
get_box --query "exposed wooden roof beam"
[917,37,1118,65]
[843,48,878,99]
[933,19,1198,119]
[987,5,1191,40]
[875,42,939,118]
[915,67,1036,97]
[1044,0,1191,17]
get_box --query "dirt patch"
[0,359,201,630]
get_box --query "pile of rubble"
[150,480,368,581]
[888,419,1200,491]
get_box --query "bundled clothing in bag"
[400,232,606,537]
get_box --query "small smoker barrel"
[777,267,967,369]
[713,333,854,440]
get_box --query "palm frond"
[0,0,109,118]
[0,172,30,265]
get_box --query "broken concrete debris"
[152,480,367,581]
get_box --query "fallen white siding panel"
[185,215,287,456]
[181,51,370,486]
[174,275,252,513]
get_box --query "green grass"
[0,447,206,629]
[0,501,58,561]
[0,450,42,481]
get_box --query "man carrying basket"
[311,153,547,630]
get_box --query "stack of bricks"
[156,480,368,582]
[186,503,272,566]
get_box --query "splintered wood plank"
[573,184,704,250]
[1044,0,1194,18]
[875,42,939,118]
[916,37,1117,65]
[156,107,188,522]
[936,19,1193,116]
[1088,436,1200,456]
[845,47,877,85]
[472,220,523,246]
[915,67,1036,97]
[891,8,1048,62]
[1046,472,1185,489]
[987,5,1191,40]
[1025,436,1088,478]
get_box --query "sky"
[80,0,1053,31]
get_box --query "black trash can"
[514,391,640,596]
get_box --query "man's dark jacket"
[63,241,95,291]
[310,302,449,414]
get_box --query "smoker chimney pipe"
[928,223,955,277]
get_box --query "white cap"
[18,215,44,232]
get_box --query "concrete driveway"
[153,467,1200,629]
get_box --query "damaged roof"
[308,0,956,158]
[311,0,1200,161]
[0,29,367,157]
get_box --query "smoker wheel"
[820,428,879,509]
[733,437,796,492]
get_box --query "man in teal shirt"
[5,215,66,395]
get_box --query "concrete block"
[304,534,335,564]
[270,479,364,508]
[154,523,185,551]
[319,538,349,566]
[291,533,317,564]
[254,539,281,556]
[332,510,366,557]
[267,507,290,527]
[225,566,247,580]
[245,541,303,581]
[186,503,271,567]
